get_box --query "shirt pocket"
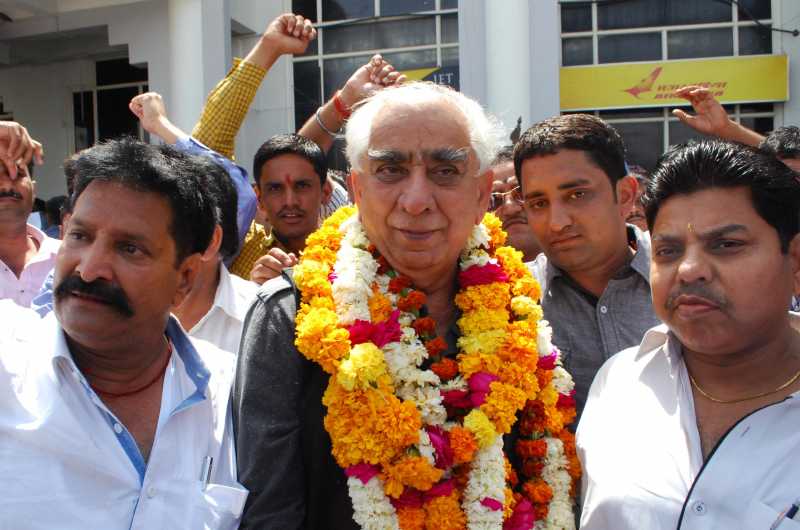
[741,500,800,530]
[192,482,249,530]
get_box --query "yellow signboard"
[560,55,788,111]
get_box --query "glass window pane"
[73,91,94,151]
[323,17,436,54]
[293,60,321,133]
[291,0,317,21]
[598,0,731,30]
[614,121,664,172]
[96,58,148,86]
[739,25,772,55]
[667,28,732,59]
[381,0,434,16]
[442,13,458,43]
[441,0,457,9]
[740,102,774,113]
[442,46,459,67]
[740,116,774,135]
[562,37,593,66]
[97,86,141,141]
[599,33,661,63]
[599,108,663,120]
[669,119,706,147]
[561,4,591,33]
[738,0,770,21]
[382,48,437,70]
[323,0,374,21]
[299,32,318,56]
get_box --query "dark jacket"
[232,272,358,530]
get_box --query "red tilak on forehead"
[284,175,292,186]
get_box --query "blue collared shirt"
[0,311,247,530]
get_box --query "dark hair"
[513,114,627,190]
[252,134,327,187]
[644,139,800,252]
[760,126,800,160]
[492,145,514,167]
[70,138,216,264]
[196,158,239,261]
[63,154,79,196]
[45,195,68,226]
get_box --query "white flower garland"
[535,438,575,530]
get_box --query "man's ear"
[476,168,494,224]
[615,175,638,218]
[322,177,333,205]
[201,225,223,262]
[789,234,800,297]
[172,253,203,307]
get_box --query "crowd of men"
[2,11,800,530]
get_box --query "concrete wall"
[0,59,95,199]
[775,0,800,127]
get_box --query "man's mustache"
[665,282,727,311]
[54,275,134,318]
[0,189,23,200]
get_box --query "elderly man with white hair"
[232,82,579,530]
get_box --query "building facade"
[0,0,798,199]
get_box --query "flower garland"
[293,206,579,529]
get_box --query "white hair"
[344,82,505,174]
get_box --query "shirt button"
[113,422,123,434]
[691,500,707,515]
[146,486,157,498]
[599,305,608,314]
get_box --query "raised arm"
[191,13,316,159]
[298,54,406,153]
[0,121,43,180]
[672,85,765,147]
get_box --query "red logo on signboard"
[623,67,663,99]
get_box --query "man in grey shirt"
[514,114,661,418]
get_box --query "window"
[292,0,458,170]
[561,1,773,66]
[587,104,775,172]
[73,59,148,151]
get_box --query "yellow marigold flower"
[382,456,443,498]
[457,350,504,379]
[513,276,542,301]
[424,491,467,530]
[544,404,566,434]
[397,507,426,530]
[457,330,508,357]
[482,212,507,248]
[495,246,526,280]
[510,295,538,319]
[503,486,516,520]
[323,381,420,468]
[455,283,510,312]
[463,409,497,449]
[497,363,540,398]
[539,383,559,407]
[337,343,389,391]
[295,307,350,374]
[457,308,510,335]
[368,288,393,323]
[294,260,332,298]
[482,382,528,434]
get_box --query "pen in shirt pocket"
[769,498,800,530]
[199,456,213,490]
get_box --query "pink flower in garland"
[345,310,402,348]
[468,371,499,407]
[504,498,536,530]
[537,352,558,370]
[459,263,508,287]
[480,497,503,511]
[423,479,455,503]
[426,426,454,469]
[557,390,576,409]
[344,463,381,485]
[390,488,424,509]
[442,389,472,409]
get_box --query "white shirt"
[188,262,258,355]
[577,318,800,530]
[0,313,248,530]
[0,224,59,307]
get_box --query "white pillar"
[776,0,800,127]
[459,0,560,135]
[167,0,229,132]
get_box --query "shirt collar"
[210,261,253,322]
[48,313,211,397]
[543,224,652,287]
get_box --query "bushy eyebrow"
[367,149,408,163]
[426,147,469,163]
[366,148,469,164]
[652,224,749,242]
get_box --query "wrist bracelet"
[333,90,352,119]
[315,108,341,138]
